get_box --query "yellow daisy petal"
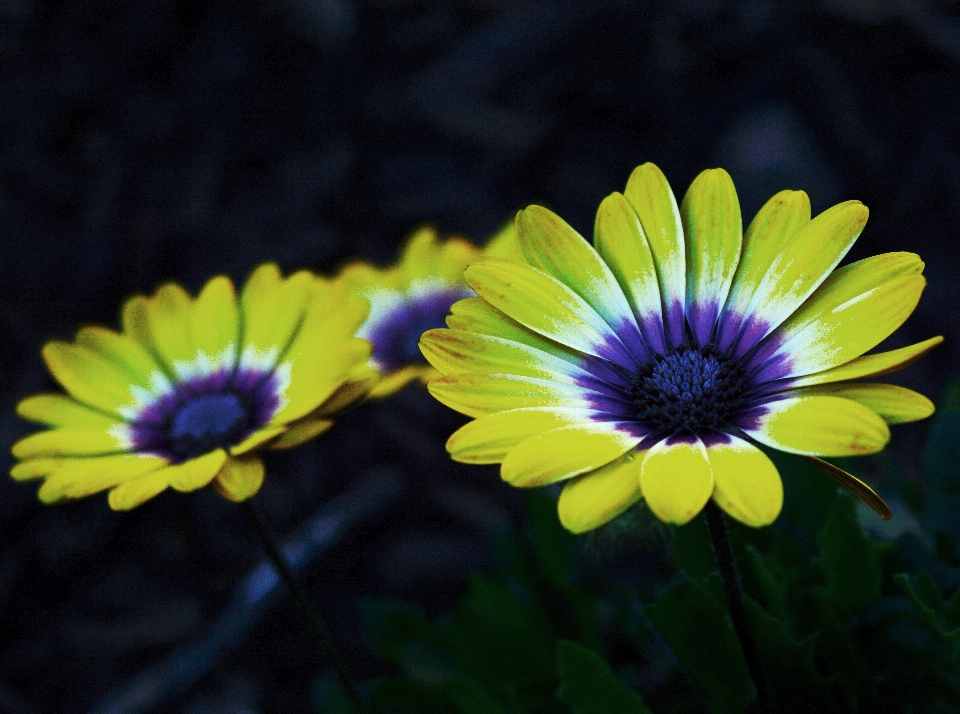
[557,450,644,534]
[446,407,592,464]
[707,436,783,527]
[191,275,239,359]
[125,282,195,371]
[796,383,935,424]
[239,265,316,368]
[788,336,943,388]
[108,470,171,510]
[428,373,591,418]
[230,426,287,455]
[639,436,714,526]
[38,453,167,504]
[16,394,120,429]
[75,326,163,385]
[743,396,890,457]
[12,428,125,459]
[41,342,139,415]
[167,449,228,492]
[367,364,431,399]
[268,418,334,450]
[500,423,641,488]
[212,455,266,502]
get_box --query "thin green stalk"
[242,499,363,711]
[703,500,773,714]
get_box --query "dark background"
[1,1,958,712]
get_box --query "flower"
[11,264,376,510]
[340,223,518,398]
[420,163,941,533]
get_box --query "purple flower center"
[129,367,283,463]
[629,346,748,435]
[368,286,473,372]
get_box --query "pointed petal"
[36,453,166,503]
[742,395,890,457]
[594,192,666,353]
[464,259,636,365]
[427,373,592,418]
[680,168,742,345]
[787,336,943,388]
[12,428,125,459]
[624,163,686,348]
[212,455,266,502]
[639,435,714,525]
[800,456,892,520]
[500,423,641,487]
[517,205,646,356]
[167,449,228,492]
[558,450,644,533]
[716,190,810,352]
[727,200,867,355]
[795,383,935,424]
[446,407,593,464]
[750,254,926,382]
[268,418,334,449]
[707,436,783,527]
[366,364,427,399]
[108,470,171,510]
[17,394,120,429]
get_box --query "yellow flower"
[420,163,941,533]
[11,264,376,510]
[340,222,518,398]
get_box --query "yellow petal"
[108,470,171,510]
[446,407,592,464]
[37,453,166,503]
[41,341,138,414]
[316,365,381,411]
[796,383,935,424]
[707,436,783,527]
[212,455,266,502]
[128,282,195,371]
[428,373,590,418]
[788,336,943,388]
[680,168,742,345]
[167,449,228,492]
[75,326,163,385]
[230,426,287,455]
[191,275,239,359]
[743,395,890,456]
[800,456,892,520]
[239,265,316,368]
[639,436,714,525]
[557,450,644,533]
[11,458,62,481]
[367,364,429,399]
[16,394,120,429]
[501,422,641,487]
[268,418,334,449]
[12,428,125,459]
[623,163,685,348]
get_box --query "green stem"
[703,501,773,714]
[242,499,363,711]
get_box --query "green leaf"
[446,676,513,714]
[526,490,577,589]
[554,639,652,714]
[454,577,555,686]
[669,511,715,582]
[895,572,960,657]
[745,544,797,622]
[816,494,884,616]
[361,598,453,682]
[645,578,754,714]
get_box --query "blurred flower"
[11,264,376,510]
[340,222,519,398]
[421,163,940,533]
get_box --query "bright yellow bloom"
[11,264,376,510]
[339,222,518,398]
[420,163,941,533]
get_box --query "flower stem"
[703,501,773,714]
[242,499,363,711]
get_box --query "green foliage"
[554,640,652,714]
[316,385,960,713]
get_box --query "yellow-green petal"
[37,453,166,503]
[464,260,631,362]
[594,192,666,352]
[623,163,685,348]
[788,336,944,388]
[167,449,228,492]
[11,428,125,459]
[239,265,316,369]
[41,342,139,414]
[639,436,714,525]
[428,373,590,418]
[500,423,641,488]
[108,470,171,510]
[744,395,890,456]
[230,426,287,455]
[128,282,195,372]
[796,383,935,424]
[446,407,592,464]
[680,168,742,345]
[212,455,266,502]
[75,326,163,386]
[707,436,783,527]
[191,275,239,360]
[517,205,640,339]
[16,394,120,429]
[557,450,644,533]
[269,418,334,449]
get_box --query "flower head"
[420,163,941,533]
[340,223,517,398]
[11,264,376,510]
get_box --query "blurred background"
[1,0,958,712]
